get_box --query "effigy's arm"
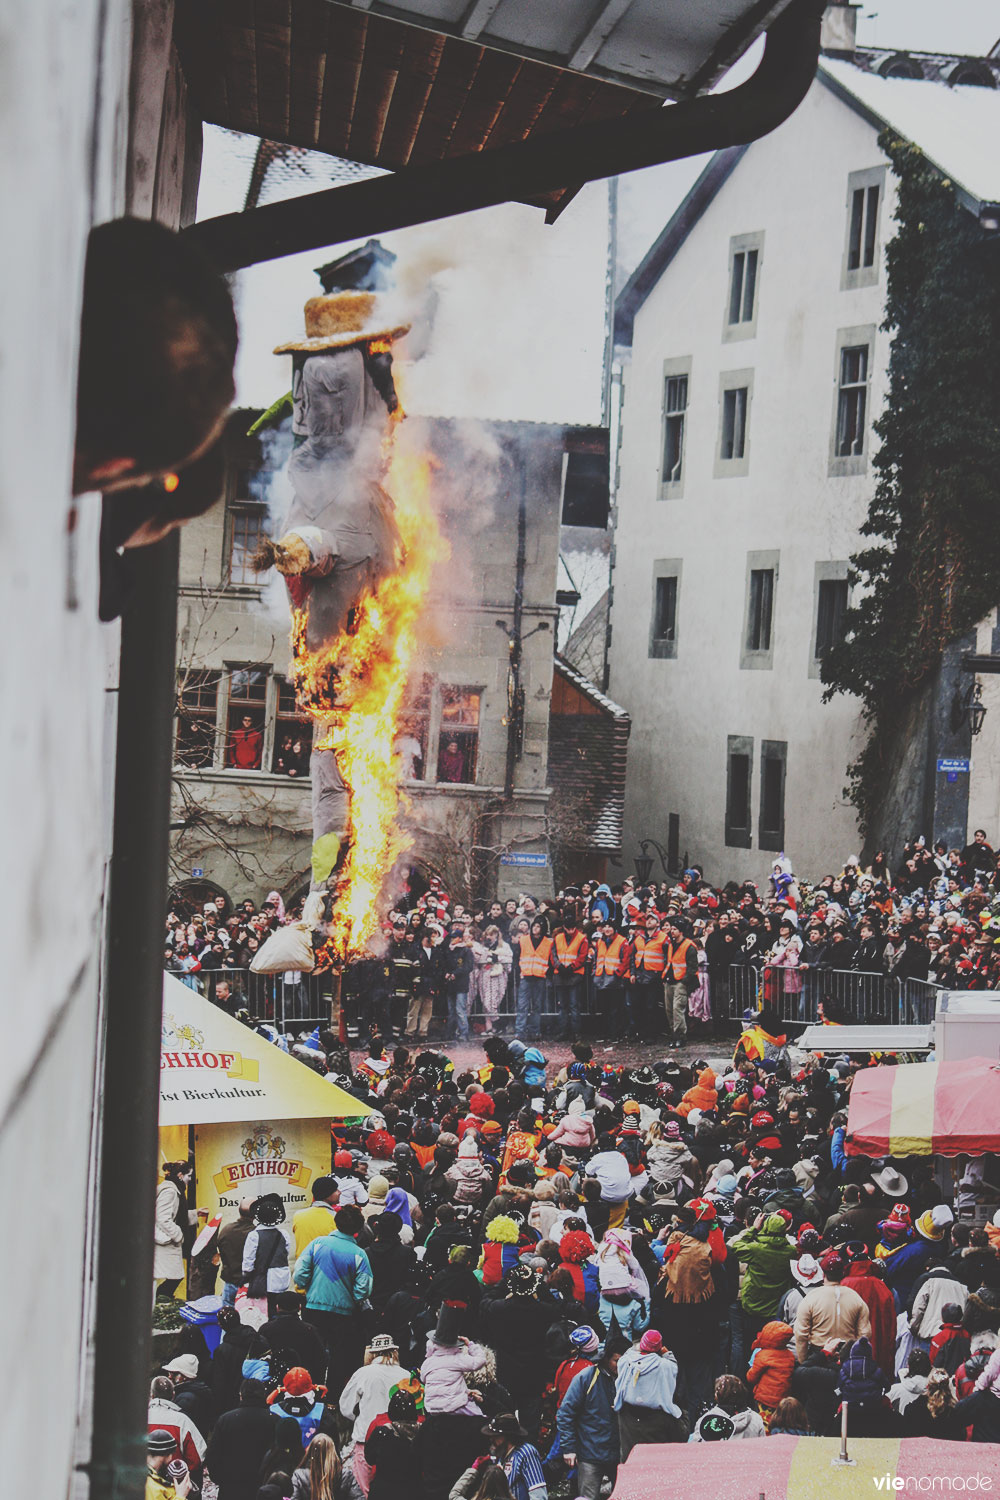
[254,525,338,578]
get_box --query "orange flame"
[291,391,447,960]
[163,472,180,493]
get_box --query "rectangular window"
[829,326,875,476]
[836,345,868,456]
[725,735,753,848]
[662,375,687,484]
[437,686,481,784]
[724,233,764,342]
[175,670,220,769]
[271,678,312,776]
[728,248,759,325]
[225,666,268,770]
[847,184,880,270]
[653,576,677,642]
[649,559,682,659]
[759,740,787,852]
[226,460,273,586]
[658,357,691,498]
[721,386,748,460]
[815,578,849,657]
[396,674,433,782]
[228,504,268,585]
[842,168,885,290]
[746,569,774,653]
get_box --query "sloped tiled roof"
[553,653,629,721]
[548,655,630,852]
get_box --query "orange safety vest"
[667,938,695,979]
[554,930,587,974]
[518,934,554,978]
[596,935,626,978]
[634,931,667,974]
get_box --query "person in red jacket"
[929,1304,971,1376]
[842,1243,897,1380]
[558,1230,598,1306]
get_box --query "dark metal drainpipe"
[86,533,180,1500]
[504,449,528,802]
[185,0,824,273]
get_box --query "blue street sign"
[191,867,204,878]
[500,852,549,867]
[937,758,970,774]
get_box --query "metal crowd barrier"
[174,966,333,1036]
[726,964,942,1026]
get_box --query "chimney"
[820,3,859,54]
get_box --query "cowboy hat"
[483,1413,528,1443]
[274,291,410,354]
[870,1165,908,1198]
[791,1253,824,1287]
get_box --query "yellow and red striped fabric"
[845,1056,1000,1158]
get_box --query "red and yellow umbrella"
[846,1056,1000,1158]
[612,1435,1000,1499]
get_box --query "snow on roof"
[821,57,1000,207]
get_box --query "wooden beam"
[186,0,823,272]
[568,0,633,73]
[459,0,501,41]
[377,28,445,166]
[127,0,176,217]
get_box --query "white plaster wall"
[0,0,131,1493]
[609,79,890,885]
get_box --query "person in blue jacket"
[556,1328,628,1500]
[292,1204,373,1397]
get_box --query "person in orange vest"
[630,911,668,1040]
[665,920,699,1049]
[514,918,553,1041]
[593,919,633,1041]
[551,904,590,1041]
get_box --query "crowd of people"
[166,829,1000,1045]
[150,1020,1000,1499]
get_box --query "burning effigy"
[253,289,445,963]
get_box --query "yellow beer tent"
[159,972,370,1227]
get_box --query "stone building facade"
[170,412,624,908]
[608,41,1000,884]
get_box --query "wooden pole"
[330,965,345,1044]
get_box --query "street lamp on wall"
[634,837,670,886]
[968,681,988,737]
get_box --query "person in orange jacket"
[746,1320,795,1420]
[676,1067,719,1119]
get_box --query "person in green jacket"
[729,1213,796,1373]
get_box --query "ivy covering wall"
[821,130,1000,837]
